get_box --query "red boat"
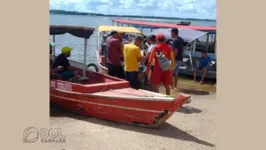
[50,25,191,128]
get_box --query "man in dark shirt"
[171,28,184,89]
[106,29,125,79]
[52,46,78,82]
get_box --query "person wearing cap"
[51,46,78,82]
[145,33,175,95]
[106,29,125,79]
[123,36,145,89]
[193,50,212,84]
[171,28,184,89]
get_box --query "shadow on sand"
[177,106,202,114]
[177,88,210,95]
[50,105,214,148]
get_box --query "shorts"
[150,67,171,85]
[107,63,125,79]
[174,61,182,75]
[196,66,210,71]
[60,71,75,81]
[125,71,138,89]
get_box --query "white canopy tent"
[146,28,208,43]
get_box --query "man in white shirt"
[143,35,156,85]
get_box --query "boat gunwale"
[51,88,178,101]
[50,94,165,113]
[95,50,108,70]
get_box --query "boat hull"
[50,60,191,127]
[50,88,190,128]
[96,50,109,75]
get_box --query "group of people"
[106,28,212,95]
[49,27,212,95]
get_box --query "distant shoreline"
[50,9,216,22]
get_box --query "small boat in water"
[177,21,191,26]
[50,25,191,128]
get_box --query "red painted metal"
[112,18,216,31]
[50,68,191,127]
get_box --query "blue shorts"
[196,66,210,71]
[125,71,138,89]
[60,71,75,81]
[174,61,182,75]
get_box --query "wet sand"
[50,76,216,150]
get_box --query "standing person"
[144,35,157,62]
[106,29,125,79]
[145,33,175,95]
[171,28,184,89]
[143,35,156,86]
[194,50,212,84]
[123,36,144,89]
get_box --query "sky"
[50,0,216,20]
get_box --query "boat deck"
[90,88,173,100]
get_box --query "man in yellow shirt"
[123,36,144,89]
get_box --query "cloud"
[50,0,216,19]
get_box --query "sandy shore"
[50,77,216,150]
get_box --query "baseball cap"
[156,33,165,40]
[110,29,118,35]
[61,46,73,54]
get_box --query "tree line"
[50,9,216,21]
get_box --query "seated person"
[51,46,78,82]
[193,50,212,84]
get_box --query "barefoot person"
[194,50,212,84]
[146,33,175,95]
[123,36,144,89]
[51,46,78,82]
[171,28,184,89]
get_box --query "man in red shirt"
[106,29,125,79]
[145,33,175,95]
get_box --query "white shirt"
[147,44,156,53]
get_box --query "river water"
[50,14,216,64]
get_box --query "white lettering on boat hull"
[50,81,72,91]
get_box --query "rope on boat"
[101,83,110,92]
